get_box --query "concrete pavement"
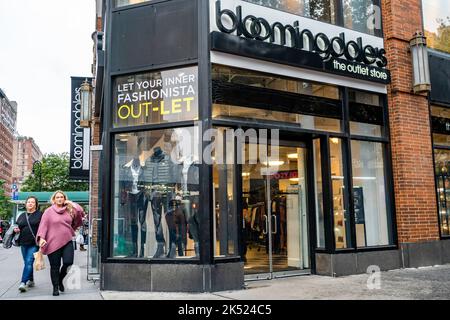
[0,245,102,300]
[2,244,450,300]
[101,264,450,300]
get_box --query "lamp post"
[410,31,431,94]
[32,160,42,191]
[80,79,92,127]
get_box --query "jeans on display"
[20,245,39,283]
[151,191,166,257]
[128,191,148,257]
[47,241,74,288]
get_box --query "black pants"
[47,241,74,287]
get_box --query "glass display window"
[112,126,201,259]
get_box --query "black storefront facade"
[98,0,399,292]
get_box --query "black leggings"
[47,240,74,287]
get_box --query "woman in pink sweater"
[36,190,84,296]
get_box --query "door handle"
[272,215,277,234]
[263,215,268,235]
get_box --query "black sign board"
[212,1,391,84]
[353,187,365,224]
[69,77,92,180]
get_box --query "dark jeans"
[47,241,74,287]
[20,245,39,283]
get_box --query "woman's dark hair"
[25,196,39,211]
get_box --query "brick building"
[12,136,43,191]
[0,88,17,194]
[86,0,450,292]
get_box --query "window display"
[113,127,200,259]
[434,148,450,236]
[351,140,391,246]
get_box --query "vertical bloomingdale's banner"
[69,77,92,180]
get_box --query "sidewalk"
[101,264,450,300]
[2,245,450,300]
[0,245,102,300]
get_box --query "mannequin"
[120,157,148,257]
[144,146,177,258]
[171,128,200,257]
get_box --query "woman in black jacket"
[13,196,43,293]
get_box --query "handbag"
[76,233,84,245]
[33,250,46,271]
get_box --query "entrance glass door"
[242,141,310,279]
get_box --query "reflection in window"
[343,0,382,36]
[434,148,450,236]
[349,90,383,137]
[423,0,450,54]
[434,134,450,147]
[314,139,325,248]
[245,0,338,24]
[112,127,200,259]
[351,140,392,247]
[213,128,239,258]
[115,0,151,8]
[330,138,352,249]
[212,65,340,100]
[213,104,342,132]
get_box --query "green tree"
[21,153,89,192]
[0,180,13,220]
[435,17,450,54]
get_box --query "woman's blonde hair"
[50,190,74,217]
[50,190,67,204]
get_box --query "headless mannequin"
[121,157,148,257]
[171,129,200,257]
[145,146,176,258]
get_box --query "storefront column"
[382,0,440,251]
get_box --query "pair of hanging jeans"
[20,245,39,283]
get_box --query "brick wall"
[382,0,440,242]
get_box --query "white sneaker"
[26,280,35,288]
[18,282,27,292]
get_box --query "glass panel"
[115,0,151,8]
[112,127,200,259]
[87,148,101,279]
[434,148,450,236]
[213,104,341,132]
[242,141,270,274]
[330,138,352,249]
[343,0,382,36]
[433,134,450,147]
[212,65,340,100]
[349,90,383,137]
[314,139,325,248]
[112,66,198,128]
[351,140,392,246]
[271,146,309,271]
[244,0,338,24]
[213,128,238,257]
[422,0,450,54]
[431,106,450,118]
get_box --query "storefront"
[98,0,399,292]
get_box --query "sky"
[0,0,95,154]
[423,0,450,33]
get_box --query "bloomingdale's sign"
[212,0,391,84]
